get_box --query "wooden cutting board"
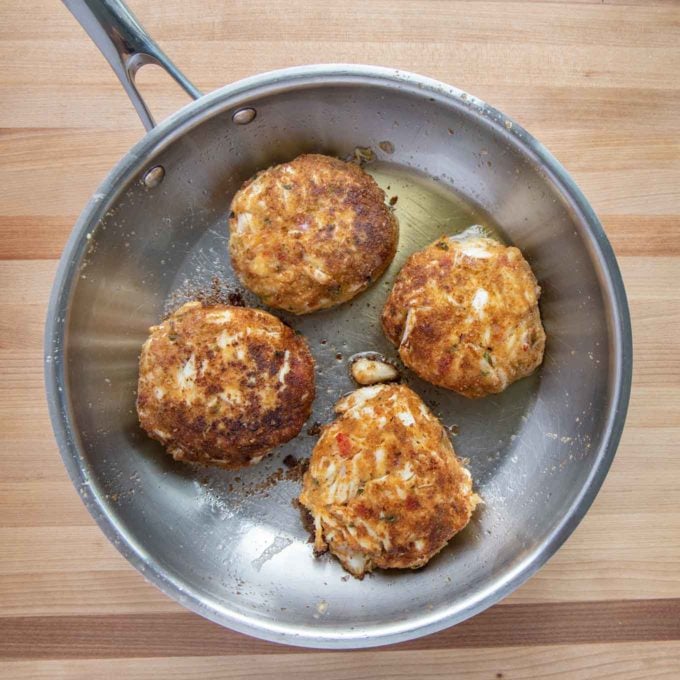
[1,0,679,677]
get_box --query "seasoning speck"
[307,421,322,436]
[351,146,375,164]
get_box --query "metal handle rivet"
[142,165,165,188]
[232,108,257,125]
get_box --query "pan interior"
[56,78,614,643]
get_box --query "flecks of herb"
[357,487,364,495]
[168,333,178,342]
[383,514,398,523]
[282,183,293,190]
[483,350,493,366]
[354,146,375,164]
[436,241,449,251]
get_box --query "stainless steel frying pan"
[46,0,632,648]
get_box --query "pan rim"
[44,63,632,649]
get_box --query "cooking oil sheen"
[366,161,504,276]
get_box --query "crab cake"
[137,301,315,468]
[382,235,546,398]
[299,384,479,578]
[228,154,398,314]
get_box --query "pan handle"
[62,0,202,131]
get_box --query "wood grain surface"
[1,0,679,677]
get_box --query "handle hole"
[132,63,195,125]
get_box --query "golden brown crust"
[228,154,398,314]
[382,236,546,398]
[298,384,479,577]
[137,301,315,468]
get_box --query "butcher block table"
[1,0,679,677]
